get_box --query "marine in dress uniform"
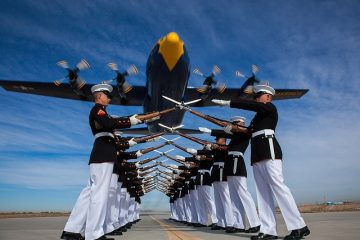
[206,137,236,232]
[208,116,261,234]
[212,84,310,240]
[187,150,218,227]
[61,84,143,240]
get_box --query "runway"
[0,211,359,240]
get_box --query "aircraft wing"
[0,80,146,106]
[184,87,309,106]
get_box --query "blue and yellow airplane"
[0,32,308,134]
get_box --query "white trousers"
[64,162,114,240]
[183,194,192,222]
[189,190,199,223]
[213,181,234,227]
[117,188,128,228]
[134,202,140,220]
[197,185,218,225]
[111,182,122,230]
[253,160,306,236]
[227,176,260,228]
[175,198,186,221]
[127,197,136,222]
[104,174,119,234]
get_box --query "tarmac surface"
[0,211,359,240]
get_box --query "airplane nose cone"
[166,32,180,43]
[158,32,184,71]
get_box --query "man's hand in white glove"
[176,155,185,161]
[198,127,211,134]
[205,143,212,150]
[223,125,234,135]
[186,148,197,155]
[135,150,143,157]
[211,99,230,106]
[128,138,137,147]
[135,162,141,168]
[130,114,143,126]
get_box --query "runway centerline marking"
[150,216,203,240]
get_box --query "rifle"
[140,142,167,154]
[139,163,158,172]
[171,142,197,156]
[176,131,209,145]
[133,155,161,165]
[133,132,165,143]
[163,154,186,165]
[161,95,248,134]
[139,168,157,177]
[135,107,176,122]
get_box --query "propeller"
[54,59,89,90]
[235,64,261,94]
[193,65,226,94]
[103,63,138,94]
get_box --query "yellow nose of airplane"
[166,32,180,42]
[158,32,184,71]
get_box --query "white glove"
[130,114,143,126]
[135,162,141,168]
[212,99,230,106]
[205,143,212,150]
[186,148,198,155]
[176,155,185,160]
[195,155,201,160]
[223,125,233,135]
[199,127,211,134]
[128,138,137,147]
[136,150,143,157]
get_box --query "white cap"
[230,116,246,123]
[253,84,275,96]
[91,84,113,94]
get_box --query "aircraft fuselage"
[143,32,190,133]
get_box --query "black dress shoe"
[95,236,114,240]
[284,226,310,239]
[251,233,278,240]
[227,227,245,233]
[211,225,225,230]
[105,230,123,235]
[117,226,127,232]
[193,223,207,227]
[208,223,217,228]
[60,231,84,240]
[245,225,261,233]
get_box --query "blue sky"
[0,0,359,212]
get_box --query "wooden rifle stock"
[140,143,167,154]
[171,142,196,156]
[133,132,165,143]
[140,163,157,172]
[189,109,249,134]
[136,107,176,122]
[163,154,186,165]
[177,132,209,145]
[137,155,161,165]
[189,109,228,127]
